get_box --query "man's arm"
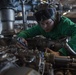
[17,25,41,39]
[46,17,76,56]
[58,16,76,56]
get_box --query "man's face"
[40,19,54,32]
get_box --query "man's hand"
[16,37,28,49]
[45,48,60,56]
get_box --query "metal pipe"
[20,0,27,30]
[59,37,76,56]
[24,56,36,63]
[63,42,76,56]
[1,8,15,36]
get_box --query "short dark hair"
[34,3,57,23]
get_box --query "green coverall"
[17,16,76,56]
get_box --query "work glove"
[16,37,28,49]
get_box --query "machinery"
[0,0,76,75]
[0,43,76,75]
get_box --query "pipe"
[1,8,15,36]
[20,0,27,30]
[63,42,76,56]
